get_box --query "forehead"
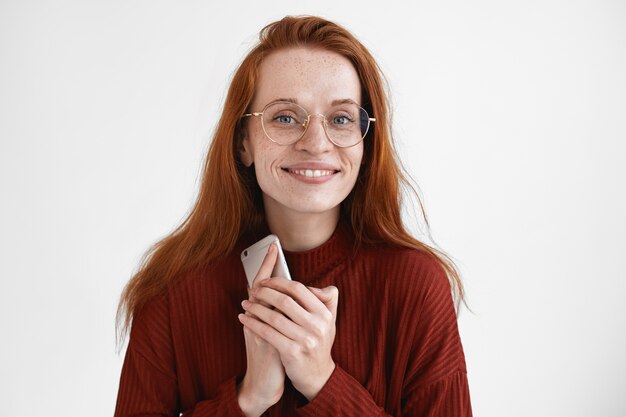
[253,47,362,109]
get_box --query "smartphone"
[241,234,292,288]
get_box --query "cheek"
[245,125,273,165]
[344,145,364,172]
[250,141,285,180]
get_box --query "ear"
[239,133,253,167]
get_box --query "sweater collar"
[246,220,355,286]
[282,221,354,285]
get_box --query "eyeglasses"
[242,100,375,148]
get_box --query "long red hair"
[116,15,464,348]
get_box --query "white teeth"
[288,169,335,177]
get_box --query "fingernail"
[241,300,250,308]
[237,313,245,321]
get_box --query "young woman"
[114,15,472,417]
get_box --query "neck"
[263,198,340,252]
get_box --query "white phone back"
[241,234,292,287]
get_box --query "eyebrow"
[270,98,359,106]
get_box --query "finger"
[252,243,278,288]
[308,286,339,320]
[251,285,311,326]
[241,299,305,341]
[252,243,278,289]
[241,321,270,348]
[258,278,326,315]
[248,244,279,307]
[238,313,294,354]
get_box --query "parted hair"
[116,15,464,348]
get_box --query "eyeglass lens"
[261,102,370,147]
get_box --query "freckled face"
[240,47,364,218]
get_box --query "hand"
[239,277,339,401]
[237,244,285,416]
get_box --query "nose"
[294,114,334,154]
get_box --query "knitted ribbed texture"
[114,223,472,416]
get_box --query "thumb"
[252,243,278,289]
[249,243,278,306]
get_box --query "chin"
[267,193,344,216]
[286,199,341,215]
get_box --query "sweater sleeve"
[400,261,472,416]
[113,294,246,417]
[295,364,387,416]
[295,255,472,417]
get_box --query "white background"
[1,1,625,416]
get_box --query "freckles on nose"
[300,118,332,146]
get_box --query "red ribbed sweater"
[114,223,472,416]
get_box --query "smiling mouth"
[282,168,339,178]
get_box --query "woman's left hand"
[238,278,338,401]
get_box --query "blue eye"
[276,115,295,124]
[332,115,352,125]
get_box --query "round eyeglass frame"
[242,100,376,148]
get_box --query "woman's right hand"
[237,243,285,417]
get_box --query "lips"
[281,162,341,173]
[280,162,340,182]
[285,168,336,178]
